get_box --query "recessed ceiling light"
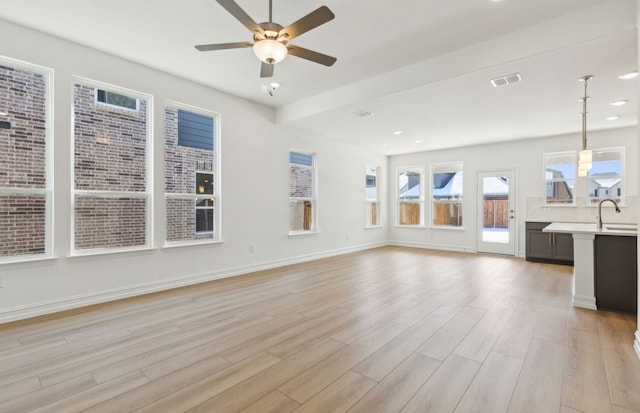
[618,71,638,80]
[382,144,388,147]
[270,81,280,88]
[415,140,422,143]
[394,130,403,135]
[606,115,620,121]
[610,100,628,106]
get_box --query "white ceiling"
[0,0,636,155]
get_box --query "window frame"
[430,162,464,229]
[543,151,576,206]
[71,77,154,256]
[588,146,625,205]
[365,165,381,228]
[95,88,139,112]
[194,171,215,235]
[164,101,221,247]
[396,166,425,227]
[0,56,54,264]
[289,150,317,236]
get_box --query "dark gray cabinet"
[525,222,574,265]
[595,235,637,314]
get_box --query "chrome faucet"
[597,198,621,229]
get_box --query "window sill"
[163,239,223,249]
[68,246,155,259]
[365,225,383,230]
[0,255,57,266]
[288,231,320,238]
[429,225,465,231]
[394,225,426,229]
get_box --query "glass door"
[477,170,515,255]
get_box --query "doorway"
[477,170,515,255]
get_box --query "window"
[289,151,316,233]
[543,152,575,204]
[165,102,219,245]
[365,166,380,227]
[588,147,624,204]
[96,89,139,111]
[397,166,424,226]
[0,59,53,262]
[431,163,463,227]
[72,79,152,253]
[195,172,214,234]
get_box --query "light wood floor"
[1,246,639,413]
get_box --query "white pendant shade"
[578,149,592,177]
[253,39,288,64]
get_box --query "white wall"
[0,20,388,322]
[388,127,638,256]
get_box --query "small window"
[543,152,575,204]
[95,89,138,111]
[397,166,424,226]
[366,166,380,227]
[289,151,316,233]
[588,147,624,204]
[431,163,463,227]
[196,172,215,234]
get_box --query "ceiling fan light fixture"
[253,39,288,64]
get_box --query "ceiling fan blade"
[279,6,335,41]
[260,62,274,78]
[195,42,253,51]
[287,45,337,66]
[216,0,264,36]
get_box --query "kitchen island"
[542,222,637,311]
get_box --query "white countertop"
[543,222,637,237]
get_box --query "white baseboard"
[572,294,598,310]
[635,330,640,360]
[0,241,388,324]
[389,240,474,253]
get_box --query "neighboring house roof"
[433,172,464,199]
[480,176,509,198]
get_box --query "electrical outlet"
[249,244,255,253]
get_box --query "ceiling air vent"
[490,73,522,87]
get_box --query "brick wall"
[289,165,313,198]
[0,65,48,257]
[164,107,215,242]
[74,84,147,192]
[73,84,148,249]
[74,196,146,250]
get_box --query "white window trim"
[587,146,625,206]
[396,165,425,228]
[543,151,576,206]
[289,150,318,235]
[430,162,464,230]
[0,56,54,264]
[70,77,154,256]
[163,100,222,247]
[365,165,382,229]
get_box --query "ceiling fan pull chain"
[269,0,272,23]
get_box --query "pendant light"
[578,75,593,177]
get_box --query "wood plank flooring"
[1,246,639,413]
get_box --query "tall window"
[431,163,463,227]
[72,78,152,253]
[543,152,576,204]
[397,166,424,226]
[0,59,53,261]
[289,151,316,233]
[588,147,624,204]
[365,166,380,227]
[165,103,219,245]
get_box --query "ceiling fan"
[195,0,337,78]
